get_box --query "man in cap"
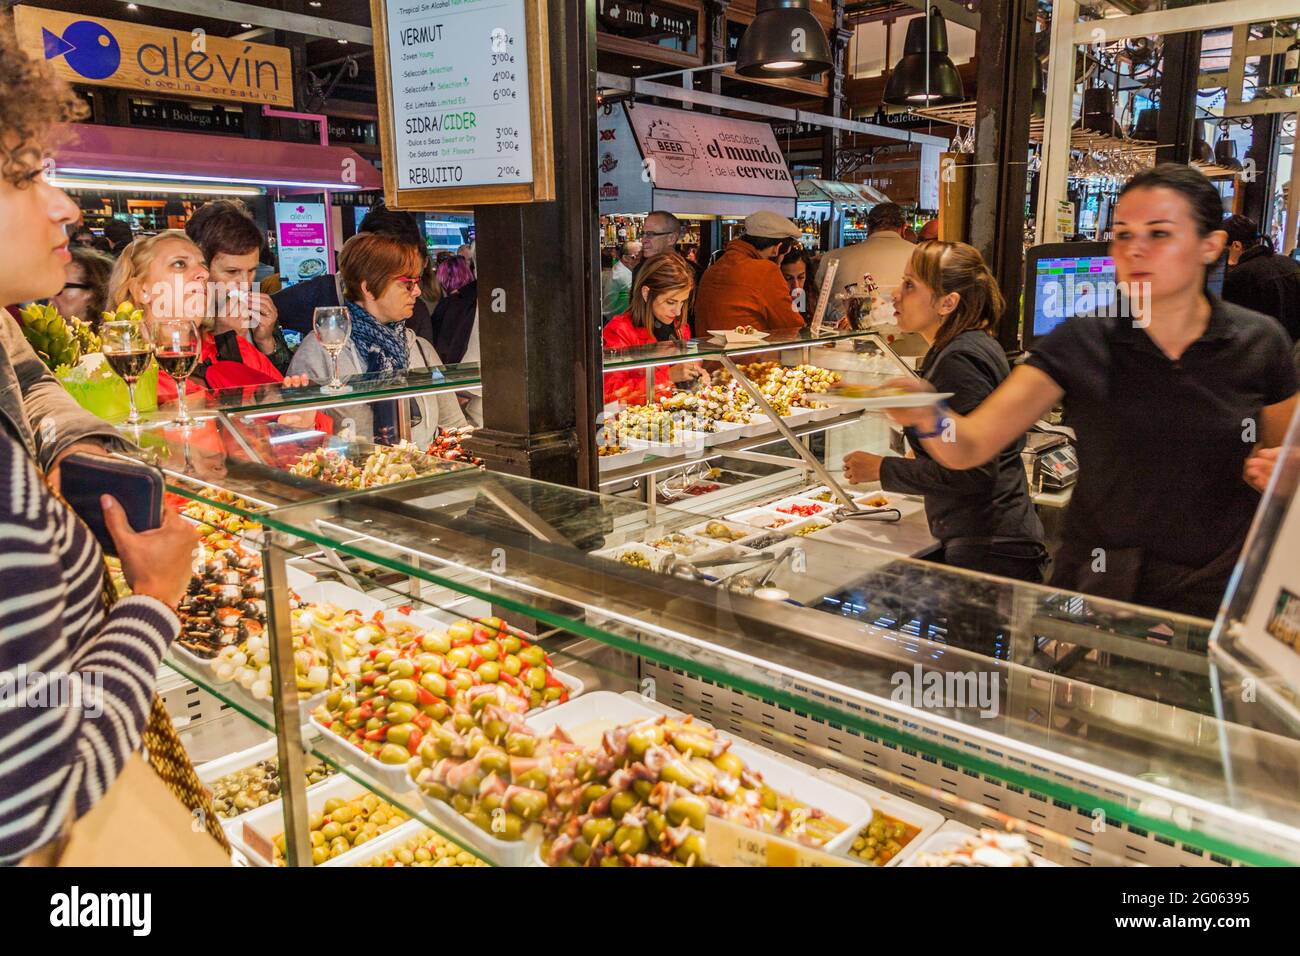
[695,210,805,334]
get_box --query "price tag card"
[808,258,839,337]
[703,815,862,868]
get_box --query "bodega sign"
[15,7,293,107]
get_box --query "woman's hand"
[276,410,317,429]
[281,374,311,389]
[842,451,884,484]
[668,362,708,386]
[1244,447,1278,493]
[102,498,197,610]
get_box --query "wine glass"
[100,320,155,426]
[151,318,201,427]
[313,306,352,393]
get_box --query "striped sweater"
[0,433,178,863]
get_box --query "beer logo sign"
[599,151,619,173]
[643,118,696,175]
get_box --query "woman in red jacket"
[602,253,706,405]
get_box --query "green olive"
[374,649,398,667]
[451,670,475,692]
[478,640,500,661]
[422,700,451,721]
[385,702,418,724]
[483,719,508,743]
[610,791,637,819]
[505,732,536,757]
[570,837,592,864]
[387,659,416,679]
[446,647,472,669]
[419,672,448,698]
[478,747,509,775]
[525,667,547,691]
[495,812,524,841]
[667,796,707,830]
[501,655,522,677]
[508,788,548,820]
[421,632,451,655]
[581,783,607,810]
[452,712,475,732]
[613,824,648,855]
[412,653,443,673]
[378,743,410,765]
[674,833,704,866]
[450,793,473,815]
[321,821,342,840]
[518,645,545,667]
[386,679,418,703]
[581,816,617,844]
[477,661,501,683]
[386,722,418,746]
[712,751,744,777]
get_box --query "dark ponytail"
[909,240,1004,363]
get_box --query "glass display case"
[115,358,1300,868]
[598,329,933,562]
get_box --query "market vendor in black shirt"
[883,165,1298,619]
[842,241,1046,583]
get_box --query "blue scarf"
[345,299,409,375]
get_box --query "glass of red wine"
[150,318,201,427]
[100,320,155,426]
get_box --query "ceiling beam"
[109,0,373,45]
[1072,1,1300,45]
[897,0,980,32]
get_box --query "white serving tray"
[815,768,945,866]
[597,445,648,472]
[902,820,1059,867]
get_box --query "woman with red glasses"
[287,232,467,444]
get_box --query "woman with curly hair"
[0,17,199,863]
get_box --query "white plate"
[590,542,667,573]
[710,329,771,345]
[682,518,755,546]
[528,692,871,860]
[766,494,836,520]
[820,390,954,410]
[622,437,687,460]
[232,775,416,867]
[903,820,1059,867]
[723,506,812,535]
[597,445,648,472]
[815,769,945,866]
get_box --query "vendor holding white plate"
[878,165,1298,618]
[842,242,1047,583]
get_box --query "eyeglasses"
[393,276,421,292]
[642,230,679,240]
[60,283,93,292]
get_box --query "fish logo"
[42,20,121,80]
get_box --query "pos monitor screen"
[1023,242,1115,348]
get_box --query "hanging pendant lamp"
[1132,105,1159,141]
[1076,86,1121,138]
[882,7,964,106]
[1193,120,1213,163]
[1214,127,1243,170]
[735,0,833,79]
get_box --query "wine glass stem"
[330,351,341,388]
[176,376,191,425]
[125,379,139,425]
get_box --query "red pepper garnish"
[544,673,564,689]
[357,702,373,720]
[499,672,520,688]
[360,672,378,685]
[398,604,413,615]
[416,687,438,706]
[467,652,484,670]
[413,713,432,730]
[368,648,381,660]
[407,728,423,754]
[364,728,386,741]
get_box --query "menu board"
[274,202,328,287]
[371,0,554,206]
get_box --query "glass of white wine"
[151,318,201,427]
[313,306,352,393]
[100,320,155,426]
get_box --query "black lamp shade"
[1194,121,1213,163]
[1214,134,1242,170]
[883,9,964,106]
[1132,106,1159,141]
[1076,86,1120,137]
[735,0,833,79]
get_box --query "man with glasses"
[694,211,805,335]
[602,239,641,322]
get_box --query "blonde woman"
[107,230,308,398]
